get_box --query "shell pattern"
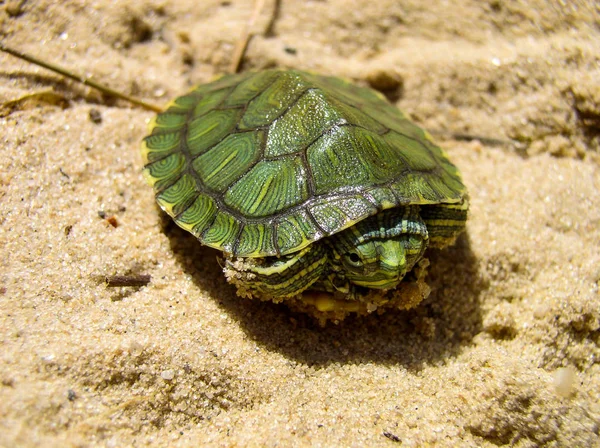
[141,70,466,258]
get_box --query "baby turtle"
[141,69,468,318]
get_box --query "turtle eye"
[345,252,362,266]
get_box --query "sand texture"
[1,0,599,446]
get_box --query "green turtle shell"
[141,70,466,257]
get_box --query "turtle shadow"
[164,213,485,369]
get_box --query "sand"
[1,0,599,446]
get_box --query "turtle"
[141,69,469,316]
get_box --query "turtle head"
[331,207,430,291]
[339,239,413,290]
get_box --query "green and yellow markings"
[384,131,438,172]
[175,195,217,238]
[390,173,442,204]
[193,131,262,193]
[252,248,316,276]
[308,127,404,196]
[266,89,343,157]
[425,176,464,203]
[202,211,240,254]
[229,207,328,257]
[222,70,279,108]
[326,95,388,134]
[192,72,251,97]
[405,175,462,206]
[239,71,309,129]
[354,127,409,175]
[162,92,202,113]
[153,112,188,129]
[421,201,469,247]
[235,222,275,257]
[155,174,198,217]
[276,209,322,255]
[309,195,376,235]
[136,68,468,266]
[186,108,243,157]
[143,153,186,193]
[309,73,384,108]
[360,99,413,135]
[224,157,308,218]
[308,127,366,195]
[367,187,398,209]
[141,130,181,163]
[247,245,328,298]
[192,88,231,118]
[438,158,467,194]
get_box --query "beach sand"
[1,0,599,446]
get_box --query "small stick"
[105,274,152,287]
[0,42,163,112]
[429,129,522,148]
[229,0,266,74]
[449,132,519,147]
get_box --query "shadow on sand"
[162,211,486,370]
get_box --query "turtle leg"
[419,199,469,248]
[223,243,328,301]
